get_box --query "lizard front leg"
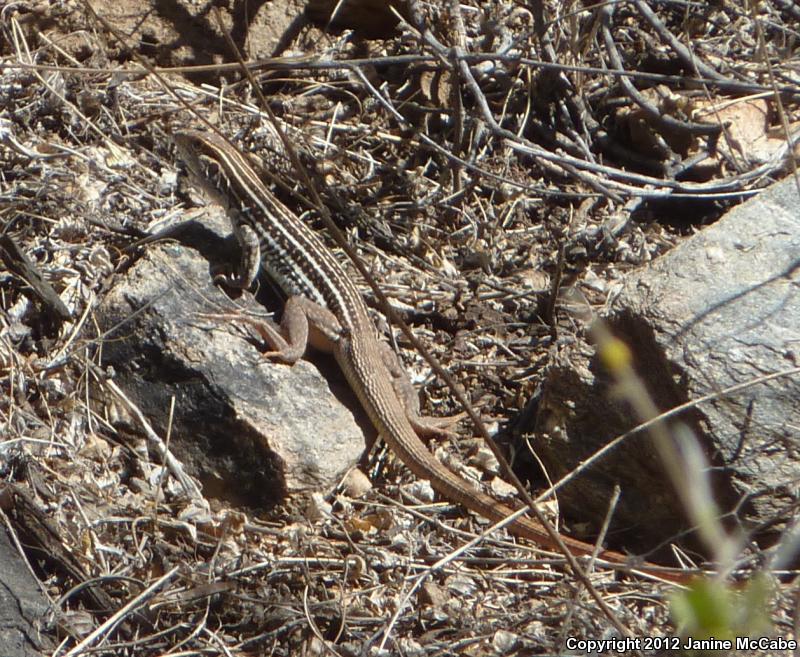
[248,295,344,364]
[213,218,262,290]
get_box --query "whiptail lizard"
[173,130,689,583]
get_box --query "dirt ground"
[1,0,798,655]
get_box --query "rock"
[0,514,56,657]
[96,216,366,509]
[530,176,800,555]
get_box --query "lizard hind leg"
[377,341,464,439]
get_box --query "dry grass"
[1,0,798,655]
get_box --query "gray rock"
[0,526,55,657]
[96,221,365,508]
[532,176,800,555]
